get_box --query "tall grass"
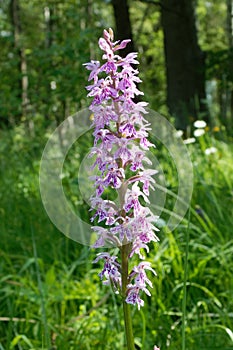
[0,121,232,349]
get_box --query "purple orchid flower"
[84,28,159,311]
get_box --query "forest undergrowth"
[0,120,232,350]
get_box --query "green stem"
[182,208,191,350]
[121,243,135,350]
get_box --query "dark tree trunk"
[112,0,135,57]
[9,0,21,121]
[161,0,208,130]
[226,0,233,132]
[10,0,29,121]
[227,0,233,48]
[43,5,54,120]
[44,6,54,49]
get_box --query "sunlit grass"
[0,122,232,349]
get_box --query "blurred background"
[0,0,232,349]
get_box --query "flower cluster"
[84,29,159,309]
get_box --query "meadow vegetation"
[0,120,232,349]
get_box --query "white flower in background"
[205,147,217,155]
[194,120,207,128]
[194,128,205,137]
[175,130,184,138]
[50,81,57,90]
[183,137,196,145]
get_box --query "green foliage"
[0,0,113,124]
[197,0,233,131]
[0,121,233,349]
[130,1,167,113]
[197,0,228,51]
[1,0,232,127]
[0,0,233,348]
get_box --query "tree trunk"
[43,5,54,120]
[227,0,233,48]
[112,0,135,57]
[226,0,233,132]
[161,0,208,130]
[10,0,29,121]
